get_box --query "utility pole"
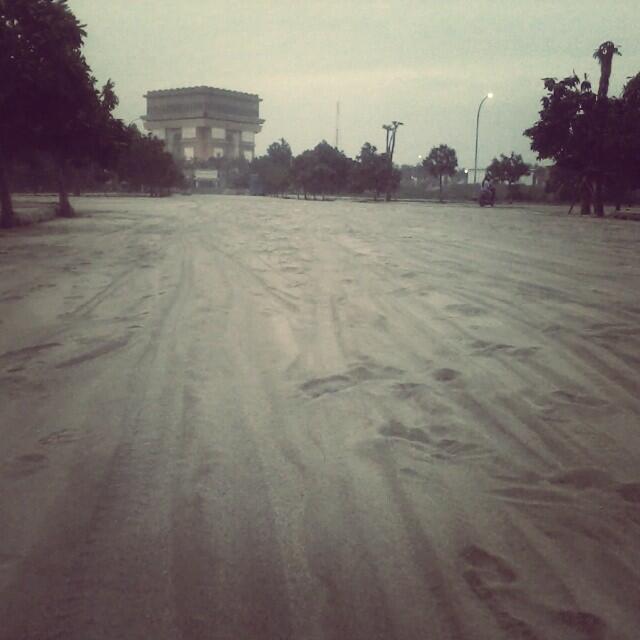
[382,121,403,200]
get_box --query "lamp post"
[473,93,493,184]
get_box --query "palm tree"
[592,41,621,216]
[594,41,621,99]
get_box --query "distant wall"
[395,182,553,203]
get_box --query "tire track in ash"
[350,272,570,471]
[201,206,446,639]
[353,434,473,640]
[320,224,569,472]
[443,281,640,412]
[0,228,194,640]
[167,237,298,640]
[391,222,640,397]
[345,227,637,465]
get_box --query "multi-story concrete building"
[143,86,264,163]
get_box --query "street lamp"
[473,93,493,184]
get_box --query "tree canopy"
[117,126,183,196]
[0,0,144,225]
[524,40,639,215]
[486,153,530,186]
[252,139,293,195]
[422,145,458,201]
[351,143,400,200]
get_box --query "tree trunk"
[56,161,75,218]
[593,43,617,219]
[439,175,443,202]
[0,151,16,229]
[580,177,592,215]
[593,176,605,217]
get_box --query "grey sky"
[68,0,639,169]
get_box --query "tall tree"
[252,138,293,195]
[291,141,351,199]
[592,41,621,215]
[34,41,123,216]
[607,73,640,209]
[351,143,400,201]
[422,145,458,201]
[0,0,124,224]
[525,73,597,214]
[117,126,183,195]
[525,41,621,216]
[0,0,75,226]
[594,41,621,99]
[291,149,316,199]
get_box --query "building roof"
[144,86,261,101]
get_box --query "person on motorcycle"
[479,175,496,206]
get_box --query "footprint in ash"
[432,368,461,382]
[616,482,640,504]
[300,374,352,398]
[378,420,432,445]
[446,303,487,317]
[460,546,606,639]
[38,429,78,446]
[301,361,405,399]
[378,421,488,463]
[2,453,48,479]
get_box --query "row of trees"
[252,138,537,203]
[255,40,637,212]
[251,139,401,200]
[253,139,481,201]
[0,0,182,228]
[525,41,640,215]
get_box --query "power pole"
[382,121,403,200]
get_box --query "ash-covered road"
[1,196,640,640]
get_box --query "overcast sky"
[68,0,639,169]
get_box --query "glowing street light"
[473,92,493,184]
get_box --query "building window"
[241,131,255,143]
[212,147,224,158]
[153,129,166,140]
[243,150,253,162]
[182,126,197,139]
[226,129,240,143]
[211,127,225,139]
[183,146,195,160]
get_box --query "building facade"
[143,86,264,163]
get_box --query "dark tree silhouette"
[0,0,125,224]
[252,139,293,195]
[352,143,400,201]
[592,41,621,215]
[422,145,458,202]
[117,126,183,195]
[525,41,622,216]
[486,153,530,202]
[292,141,351,199]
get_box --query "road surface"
[1,196,639,639]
